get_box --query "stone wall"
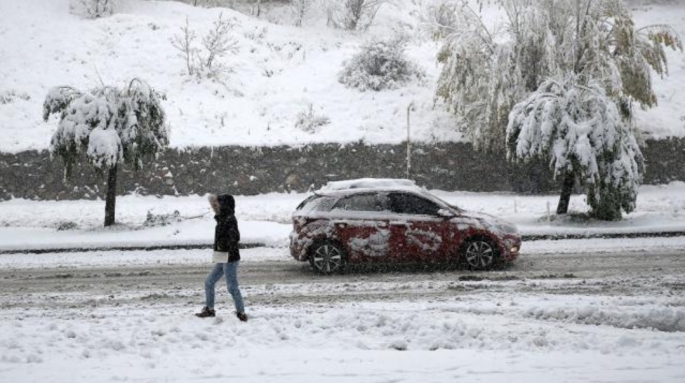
[1,139,683,201]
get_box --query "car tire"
[460,238,498,270]
[309,241,347,275]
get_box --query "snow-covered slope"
[0,0,683,153]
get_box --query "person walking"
[196,193,248,322]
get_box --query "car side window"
[389,193,440,215]
[333,193,388,212]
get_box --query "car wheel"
[461,238,498,270]
[309,241,346,274]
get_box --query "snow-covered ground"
[1,247,684,382]
[0,0,683,154]
[1,181,683,382]
[1,181,684,252]
[2,291,684,383]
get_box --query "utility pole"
[406,101,414,180]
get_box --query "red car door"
[329,193,392,263]
[387,192,453,263]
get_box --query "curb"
[2,231,685,254]
[0,242,264,255]
[521,231,685,241]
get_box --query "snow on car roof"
[310,178,455,211]
[320,178,419,192]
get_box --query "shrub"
[294,104,330,133]
[338,37,423,91]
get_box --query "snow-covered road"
[1,246,684,382]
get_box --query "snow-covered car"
[289,179,521,274]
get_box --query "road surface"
[1,248,683,310]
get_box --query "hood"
[217,194,235,217]
[455,210,518,235]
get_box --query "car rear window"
[296,195,337,213]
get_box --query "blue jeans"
[204,262,245,313]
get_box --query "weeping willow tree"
[429,0,682,219]
[43,79,169,226]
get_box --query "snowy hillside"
[0,0,683,153]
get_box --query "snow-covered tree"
[70,0,115,19]
[432,0,681,219]
[170,13,239,81]
[328,0,388,31]
[421,0,461,40]
[507,76,644,220]
[171,18,199,76]
[292,0,313,27]
[339,36,423,91]
[43,80,169,227]
[201,13,239,76]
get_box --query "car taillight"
[293,216,309,232]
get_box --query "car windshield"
[295,194,337,213]
[414,190,462,213]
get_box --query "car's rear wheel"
[309,241,346,274]
[461,238,498,270]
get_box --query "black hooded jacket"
[213,194,240,262]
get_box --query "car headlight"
[504,238,520,253]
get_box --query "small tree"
[329,0,388,31]
[421,0,460,40]
[171,17,199,76]
[70,0,115,19]
[43,79,169,227]
[507,76,644,220]
[201,12,239,76]
[171,13,239,80]
[292,0,313,27]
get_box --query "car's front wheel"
[309,241,347,274]
[461,238,498,270]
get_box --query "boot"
[236,312,248,322]
[195,307,215,318]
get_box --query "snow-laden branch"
[44,80,168,176]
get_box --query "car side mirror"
[437,208,455,218]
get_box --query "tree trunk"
[556,171,575,215]
[104,165,118,227]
